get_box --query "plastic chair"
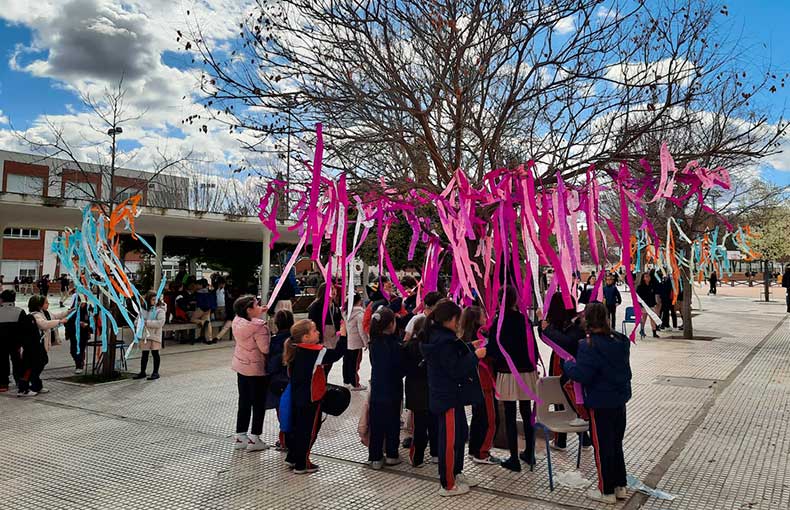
[533,376,590,491]
[621,306,635,335]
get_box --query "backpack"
[21,313,45,352]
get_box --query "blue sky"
[0,0,788,187]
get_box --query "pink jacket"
[231,316,271,376]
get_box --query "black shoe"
[147,373,160,380]
[519,450,535,465]
[500,456,521,472]
[652,330,659,338]
[211,338,219,344]
[132,372,147,380]
[402,437,413,449]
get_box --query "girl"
[266,309,294,451]
[420,299,486,497]
[230,295,271,452]
[563,302,632,505]
[458,306,498,465]
[541,293,590,451]
[402,315,437,467]
[367,306,403,469]
[20,295,68,396]
[284,319,346,474]
[133,292,167,381]
[343,293,368,390]
[307,282,342,348]
[65,298,92,374]
[487,286,538,472]
[636,272,659,338]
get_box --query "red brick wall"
[2,237,44,260]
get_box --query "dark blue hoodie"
[420,325,481,414]
[369,333,404,403]
[563,331,632,408]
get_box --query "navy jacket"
[369,333,404,403]
[402,339,429,411]
[636,283,656,307]
[288,337,346,406]
[420,325,481,414]
[563,332,632,408]
[602,284,621,308]
[487,309,538,373]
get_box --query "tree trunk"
[682,285,693,339]
[764,260,770,302]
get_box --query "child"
[420,299,486,497]
[65,298,92,374]
[563,302,632,505]
[344,293,368,391]
[402,315,437,467]
[602,273,622,330]
[367,306,403,469]
[230,295,271,452]
[284,319,346,474]
[458,306,499,464]
[267,309,294,451]
[133,292,167,381]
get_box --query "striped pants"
[590,406,627,495]
[437,406,467,490]
[468,388,496,460]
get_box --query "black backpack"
[20,313,45,351]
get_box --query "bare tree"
[16,78,192,215]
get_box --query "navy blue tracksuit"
[368,333,404,462]
[564,332,632,496]
[421,326,480,490]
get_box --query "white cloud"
[765,135,790,172]
[553,16,575,35]
[0,110,8,125]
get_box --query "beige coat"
[31,310,67,352]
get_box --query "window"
[0,260,38,280]
[6,173,44,194]
[19,268,37,279]
[113,186,144,204]
[63,180,97,199]
[3,228,41,239]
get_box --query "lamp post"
[107,127,123,207]
[103,126,122,378]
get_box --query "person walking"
[563,302,632,505]
[132,292,167,381]
[230,295,271,452]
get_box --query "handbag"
[321,383,351,416]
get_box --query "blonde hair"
[283,319,315,365]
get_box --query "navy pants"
[368,399,401,461]
[437,406,467,489]
[590,406,627,495]
[468,388,497,460]
[287,401,322,471]
[409,409,437,466]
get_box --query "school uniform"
[563,332,632,497]
[368,333,404,462]
[266,331,290,449]
[402,340,437,466]
[468,351,497,461]
[343,306,368,386]
[421,325,480,490]
[602,284,622,329]
[286,338,346,472]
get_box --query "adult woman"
[133,292,167,381]
[541,293,590,451]
[487,286,539,472]
[21,295,68,395]
[635,272,659,338]
[563,302,632,505]
[231,295,271,452]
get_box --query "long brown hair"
[584,302,611,335]
[283,319,314,365]
[458,306,484,342]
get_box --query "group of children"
[228,283,633,504]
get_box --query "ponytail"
[283,319,314,366]
[415,298,461,343]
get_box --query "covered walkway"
[0,191,301,299]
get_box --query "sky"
[0,0,788,187]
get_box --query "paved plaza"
[1,288,789,510]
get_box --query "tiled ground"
[1,289,788,509]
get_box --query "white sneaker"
[385,457,401,466]
[370,460,384,470]
[615,486,628,499]
[74,368,83,374]
[456,473,478,487]
[17,390,38,398]
[549,440,567,451]
[344,384,354,390]
[431,456,439,464]
[233,435,249,450]
[38,388,50,394]
[246,437,269,452]
[586,489,616,504]
[439,484,470,497]
[471,455,501,465]
[350,384,367,391]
